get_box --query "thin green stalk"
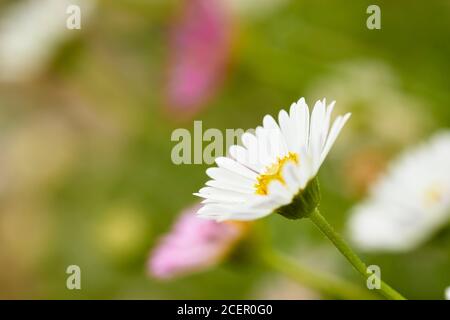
[308,208,406,300]
[259,248,379,300]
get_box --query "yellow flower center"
[254,152,299,195]
[424,183,444,207]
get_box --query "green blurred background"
[0,0,449,299]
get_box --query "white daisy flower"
[194,98,351,221]
[348,131,450,251]
[0,0,96,82]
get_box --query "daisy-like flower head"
[194,98,351,221]
[348,131,450,252]
[0,0,97,82]
[148,205,249,279]
[165,0,232,117]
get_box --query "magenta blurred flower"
[149,205,248,279]
[165,0,233,118]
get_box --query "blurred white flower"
[446,287,450,300]
[0,0,96,82]
[195,98,350,221]
[348,131,450,251]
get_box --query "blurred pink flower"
[148,205,248,279]
[165,0,233,118]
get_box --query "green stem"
[308,208,406,300]
[259,249,379,300]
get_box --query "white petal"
[290,97,310,152]
[215,157,258,180]
[308,99,326,167]
[263,114,279,131]
[205,180,253,194]
[194,187,248,203]
[263,115,288,157]
[240,132,264,172]
[278,109,295,152]
[322,100,336,148]
[267,180,292,204]
[282,162,301,194]
[255,126,276,166]
[319,113,351,167]
[206,167,254,189]
[229,145,261,172]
